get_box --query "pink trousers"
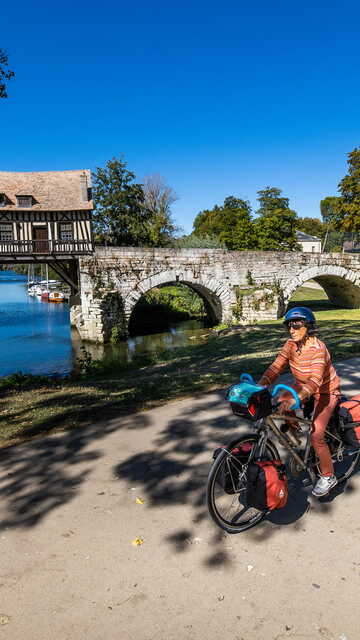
[310,394,339,477]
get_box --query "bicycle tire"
[206,433,280,534]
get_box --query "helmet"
[283,306,315,325]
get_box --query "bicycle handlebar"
[239,373,301,410]
[271,384,301,410]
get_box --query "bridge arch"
[123,269,234,328]
[283,265,360,310]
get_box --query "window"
[59,223,73,242]
[0,224,13,242]
[16,196,32,208]
[0,194,6,207]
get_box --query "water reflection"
[0,271,211,376]
[71,318,208,365]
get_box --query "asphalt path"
[1,358,360,639]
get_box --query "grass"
[1,284,360,447]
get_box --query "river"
[0,271,208,377]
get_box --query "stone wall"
[71,248,360,342]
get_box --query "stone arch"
[124,269,234,327]
[283,265,360,310]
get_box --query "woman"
[259,306,341,497]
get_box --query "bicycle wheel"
[206,433,280,534]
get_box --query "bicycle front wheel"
[206,434,279,534]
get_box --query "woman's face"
[287,320,308,343]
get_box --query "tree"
[142,174,178,246]
[257,187,289,215]
[174,234,224,249]
[192,196,256,250]
[333,147,360,231]
[92,156,153,246]
[0,49,14,98]
[320,196,341,226]
[255,187,299,251]
[296,217,326,239]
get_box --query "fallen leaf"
[0,615,10,625]
[247,565,254,572]
[135,497,145,504]
[132,538,144,546]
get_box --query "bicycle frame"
[259,412,317,484]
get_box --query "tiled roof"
[295,230,321,242]
[0,170,93,211]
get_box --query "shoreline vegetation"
[1,285,360,448]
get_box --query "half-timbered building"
[0,169,93,260]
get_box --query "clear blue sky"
[1,0,360,233]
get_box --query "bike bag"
[214,443,253,494]
[338,394,360,448]
[226,382,273,421]
[246,460,288,511]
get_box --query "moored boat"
[48,291,65,303]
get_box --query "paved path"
[1,358,360,639]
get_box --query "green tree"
[255,187,299,251]
[320,196,341,226]
[92,156,153,246]
[296,217,326,239]
[257,187,289,215]
[334,147,360,231]
[192,196,255,250]
[174,234,224,248]
[142,174,178,247]
[0,49,14,98]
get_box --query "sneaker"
[312,475,338,497]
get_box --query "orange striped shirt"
[259,337,340,401]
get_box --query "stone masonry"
[70,247,360,342]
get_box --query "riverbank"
[1,299,360,447]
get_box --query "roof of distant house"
[0,170,93,211]
[295,230,322,242]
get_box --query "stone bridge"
[71,247,360,342]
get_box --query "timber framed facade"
[0,169,94,261]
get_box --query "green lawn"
[0,284,360,447]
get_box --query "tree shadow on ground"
[115,357,360,567]
[0,351,360,571]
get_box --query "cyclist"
[258,306,341,497]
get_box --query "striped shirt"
[259,337,340,401]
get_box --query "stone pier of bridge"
[70,247,360,343]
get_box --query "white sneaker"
[312,475,338,497]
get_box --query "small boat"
[48,291,65,303]
[41,290,50,300]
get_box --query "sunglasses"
[286,320,305,330]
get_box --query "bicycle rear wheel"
[206,434,280,534]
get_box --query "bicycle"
[206,375,360,534]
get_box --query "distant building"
[295,230,322,253]
[0,170,93,258]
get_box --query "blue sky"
[1,0,360,233]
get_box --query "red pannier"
[338,394,360,448]
[246,460,288,511]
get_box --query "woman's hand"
[278,397,294,414]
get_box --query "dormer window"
[0,193,6,207]
[16,195,33,208]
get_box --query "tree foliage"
[142,174,178,246]
[334,147,360,231]
[92,157,153,246]
[92,158,178,247]
[296,217,326,239]
[0,49,14,98]
[192,196,256,250]
[174,234,224,249]
[254,187,300,251]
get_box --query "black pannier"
[226,382,273,421]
